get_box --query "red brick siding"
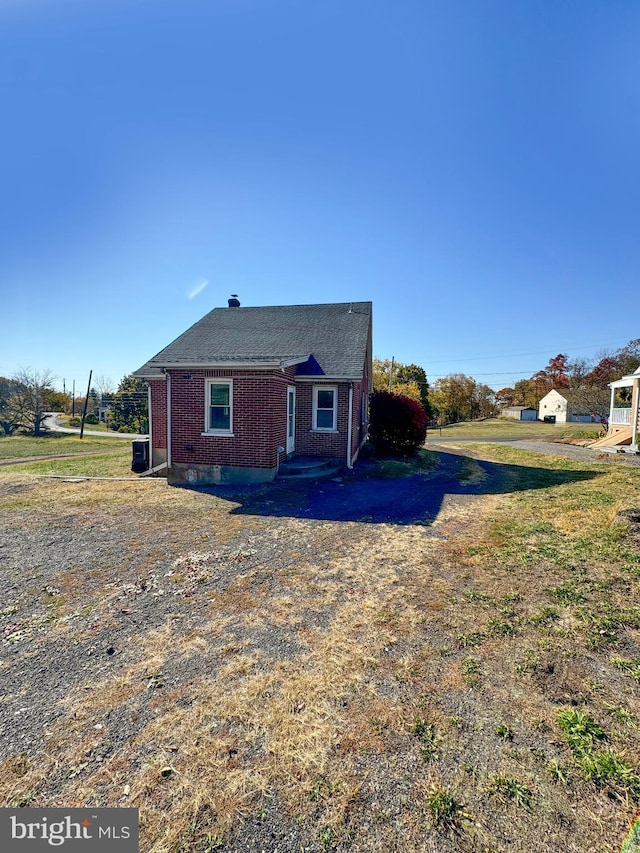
[168,369,293,470]
[149,380,167,451]
[152,368,369,468]
[295,382,350,459]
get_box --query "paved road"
[427,436,640,467]
[424,433,545,443]
[43,413,147,440]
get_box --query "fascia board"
[154,361,283,370]
[609,378,635,388]
[294,375,359,382]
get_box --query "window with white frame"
[313,385,338,431]
[205,379,233,434]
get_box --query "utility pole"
[72,380,76,416]
[388,357,395,391]
[79,370,92,439]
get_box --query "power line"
[420,341,625,365]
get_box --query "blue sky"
[2,0,639,394]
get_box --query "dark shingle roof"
[133,301,372,379]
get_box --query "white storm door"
[286,387,295,455]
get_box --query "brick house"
[133,299,373,485]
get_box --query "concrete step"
[595,444,639,455]
[277,456,342,480]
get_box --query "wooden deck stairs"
[590,426,633,451]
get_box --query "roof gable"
[134,301,372,379]
[539,388,595,414]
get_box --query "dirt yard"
[2,445,640,852]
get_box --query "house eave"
[294,374,361,383]
[609,377,636,389]
[153,360,288,370]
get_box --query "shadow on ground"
[193,450,602,526]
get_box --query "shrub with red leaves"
[368,390,428,456]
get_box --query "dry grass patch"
[3,449,640,851]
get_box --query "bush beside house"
[368,390,428,456]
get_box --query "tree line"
[373,359,496,425]
[0,370,149,436]
[4,340,639,437]
[374,339,640,427]
[495,338,640,417]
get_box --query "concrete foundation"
[168,461,277,486]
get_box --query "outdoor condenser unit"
[131,439,150,473]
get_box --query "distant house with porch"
[538,389,598,424]
[133,298,372,485]
[591,365,640,452]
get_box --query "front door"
[286,387,295,456]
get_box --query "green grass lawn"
[57,414,110,432]
[55,414,131,433]
[0,433,136,460]
[7,449,135,477]
[429,417,603,439]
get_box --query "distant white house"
[538,389,597,423]
[502,405,537,421]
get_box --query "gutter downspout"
[632,378,639,450]
[346,383,354,470]
[166,372,172,470]
[147,384,153,466]
[609,384,615,434]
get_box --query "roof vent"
[228,294,240,308]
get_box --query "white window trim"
[312,385,338,432]
[203,378,234,436]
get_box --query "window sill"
[311,428,338,434]
[201,431,234,437]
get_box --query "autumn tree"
[566,357,593,388]
[93,375,115,398]
[430,374,477,424]
[561,385,610,421]
[512,378,537,408]
[109,376,149,433]
[495,387,516,409]
[0,376,20,435]
[544,353,569,387]
[616,339,640,377]
[372,358,431,414]
[44,389,71,412]
[372,358,394,392]
[2,369,55,435]
[395,363,432,415]
[472,383,497,419]
[585,341,640,387]
[586,356,621,387]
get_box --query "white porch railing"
[611,407,631,425]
